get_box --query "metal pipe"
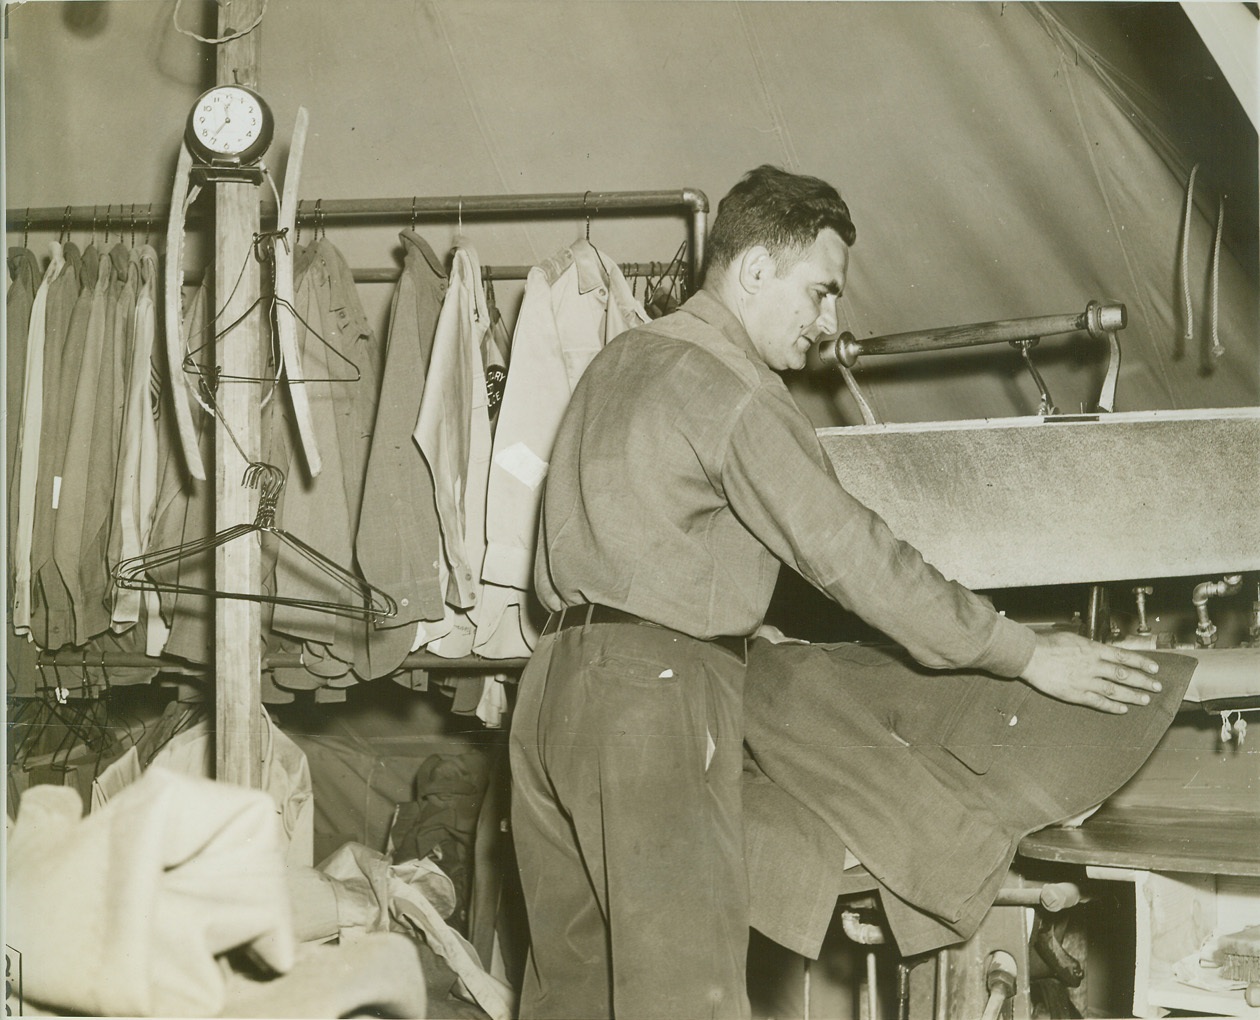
[36,650,529,671]
[979,951,1017,1020]
[934,950,949,1020]
[6,188,710,289]
[5,189,709,227]
[992,882,1085,911]
[1193,573,1244,647]
[179,261,696,286]
[817,300,1127,369]
[867,950,880,1020]
[1087,584,1111,643]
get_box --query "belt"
[542,604,747,662]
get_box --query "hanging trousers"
[509,617,751,1020]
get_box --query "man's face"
[744,228,848,371]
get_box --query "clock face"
[187,85,272,162]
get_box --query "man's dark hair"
[703,165,856,281]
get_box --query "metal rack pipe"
[181,261,694,286]
[36,650,529,671]
[6,187,710,287]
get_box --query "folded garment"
[742,640,1196,957]
[7,767,295,1017]
[220,932,427,1019]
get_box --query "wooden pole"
[213,0,264,787]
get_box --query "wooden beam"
[213,0,265,787]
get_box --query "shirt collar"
[401,229,447,279]
[571,239,613,295]
[677,290,764,366]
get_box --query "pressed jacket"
[536,290,1035,676]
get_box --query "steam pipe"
[817,300,1127,369]
[1193,574,1244,647]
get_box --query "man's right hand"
[1020,630,1162,714]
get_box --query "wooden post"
[213,0,264,787]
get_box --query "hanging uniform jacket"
[7,246,43,693]
[104,247,141,610]
[271,238,381,685]
[7,247,41,594]
[34,244,98,644]
[11,243,64,636]
[479,240,647,652]
[355,231,447,679]
[76,244,131,641]
[28,242,82,646]
[146,283,213,662]
[54,246,115,646]
[412,244,491,660]
[111,246,161,632]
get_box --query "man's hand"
[1021,631,1162,714]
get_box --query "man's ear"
[736,245,774,295]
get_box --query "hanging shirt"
[355,231,447,678]
[146,282,213,662]
[77,243,132,640]
[104,246,141,609]
[13,243,66,636]
[412,244,491,659]
[271,238,381,680]
[7,247,41,598]
[483,240,647,593]
[27,242,83,647]
[50,246,107,647]
[111,246,160,631]
[56,248,117,645]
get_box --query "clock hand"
[211,98,233,142]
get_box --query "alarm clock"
[185,84,274,183]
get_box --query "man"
[508,165,1161,1019]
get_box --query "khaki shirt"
[536,290,1035,676]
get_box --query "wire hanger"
[582,191,598,241]
[181,227,362,385]
[644,240,689,317]
[113,462,398,621]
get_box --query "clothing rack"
[6,188,710,290]
[11,184,709,767]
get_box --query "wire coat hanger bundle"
[113,462,397,622]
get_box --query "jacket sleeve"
[722,383,1035,677]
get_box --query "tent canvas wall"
[5,1,1257,428]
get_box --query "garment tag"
[51,475,62,509]
[705,728,716,771]
[493,441,549,491]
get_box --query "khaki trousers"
[509,621,751,1020]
